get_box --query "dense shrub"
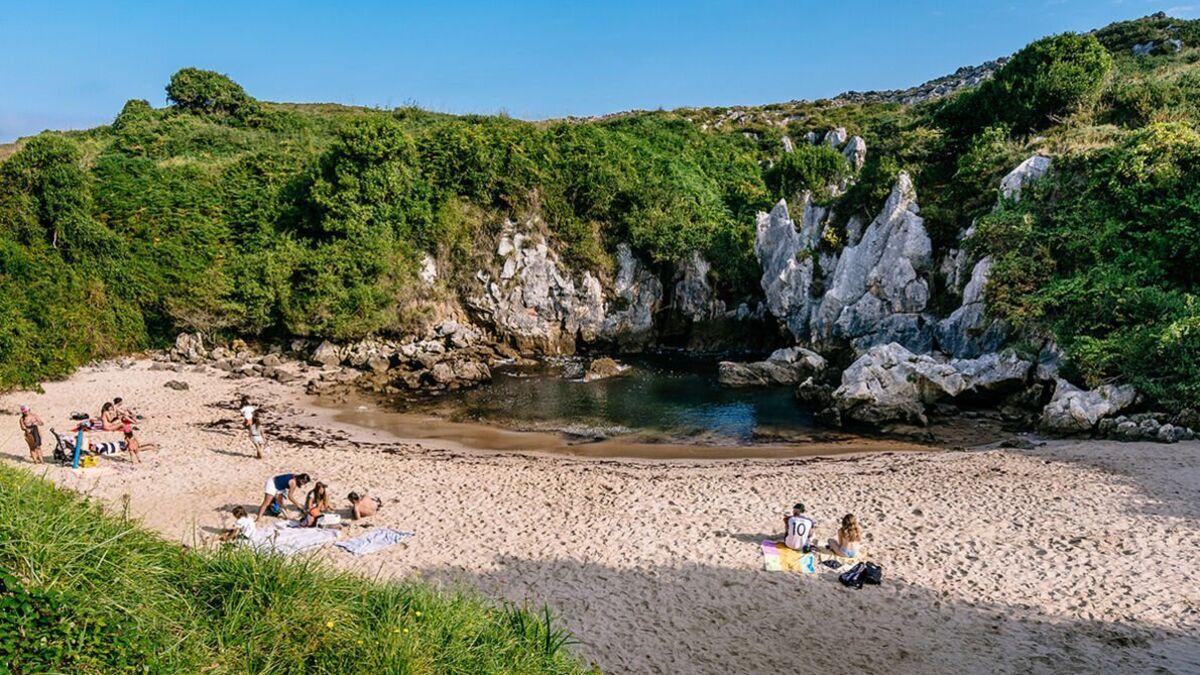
[975,122,1200,407]
[166,67,260,121]
[937,33,1113,137]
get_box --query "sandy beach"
[3,360,1198,674]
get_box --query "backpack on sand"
[839,563,866,589]
[863,562,883,585]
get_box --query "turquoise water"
[413,356,817,444]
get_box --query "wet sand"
[3,359,1198,673]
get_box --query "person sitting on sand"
[300,481,330,527]
[783,503,815,552]
[19,405,44,464]
[257,473,310,519]
[123,430,159,464]
[219,506,257,542]
[248,409,268,459]
[826,514,862,558]
[347,491,382,520]
[99,402,124,431]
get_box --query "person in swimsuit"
[248,409,267,459]
[257,473,310,519]
[347,491,382,520]
[19,405,44,464]
[300,481,330,527]
[99,402,123,431]
[123,430,159,464]
[827,513,862,558]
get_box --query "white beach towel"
[247,522,338,556]
[334,528,413,556]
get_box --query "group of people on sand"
[17,398,157,465]
[782,502,862,558]
[220,471,383,542]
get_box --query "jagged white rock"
[999,155,1052,201]
[1040,379,1137,433]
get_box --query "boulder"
[949,350,1033,395]
[999,155,1051,202]
[842,136,867,171]
[719,347,827,387]
[1039,379,1137,434]
[366,354,391,374]
[310,341,343,367]
[822,127,848,147]
[163,380,190,391]
[832,343,966,425]
[583,357,627,382]
[261,353,282,368]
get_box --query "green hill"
[4,13,1200,406]
[0,463,587,673]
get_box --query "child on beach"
[19,405,44,464]
[219,506,257,542]
[300,481,330,527]
[783,503,815,552]
[826,514,862,558]
[123,430,159,464]
[347,491,383,520]
[249,409,268,459]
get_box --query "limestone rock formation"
[1040,379,1138,433]
[935,257,1007,358]
[999,155,1051,201]
[833,343,965,425]
[811,172,934,353]
[597,243,663,348]
[718,346,826,387]
[842,136,867,171]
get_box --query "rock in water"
[1039,379,1137,433]
[584,357,627,381]
[718,347,827,387]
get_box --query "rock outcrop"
[935,256,1007,358]
[811,172,934,353]
[1040,379,1138,434]
[831,343,1035,426]
[999,155,1052,201]
[468,221,662,355]
[718,347,826,387]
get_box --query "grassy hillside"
[4,14,1200,408]
[0,463,587,674]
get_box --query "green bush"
[166,67,261,121]
[937,33,1113,137]
[974,122,1200,407]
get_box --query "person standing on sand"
[347,491,382,520]
[783,503,815,552]
[257,473,310,519]
[19,405,44,464]
[248,409,268,459]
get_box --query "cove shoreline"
[3,358,1197,673]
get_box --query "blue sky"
[1,0,1194,142]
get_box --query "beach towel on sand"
[334,528,414,556]
[248,523,338,556]
[761,540,816,573]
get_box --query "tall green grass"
[0,463,588,674]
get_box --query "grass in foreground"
[0,463,588,674]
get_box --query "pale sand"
[3,360,1199,674]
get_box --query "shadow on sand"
[415,555,1199,674]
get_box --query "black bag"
[862,562,883,585]
[839,562,866,589]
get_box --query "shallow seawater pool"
[403,355,818,445]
